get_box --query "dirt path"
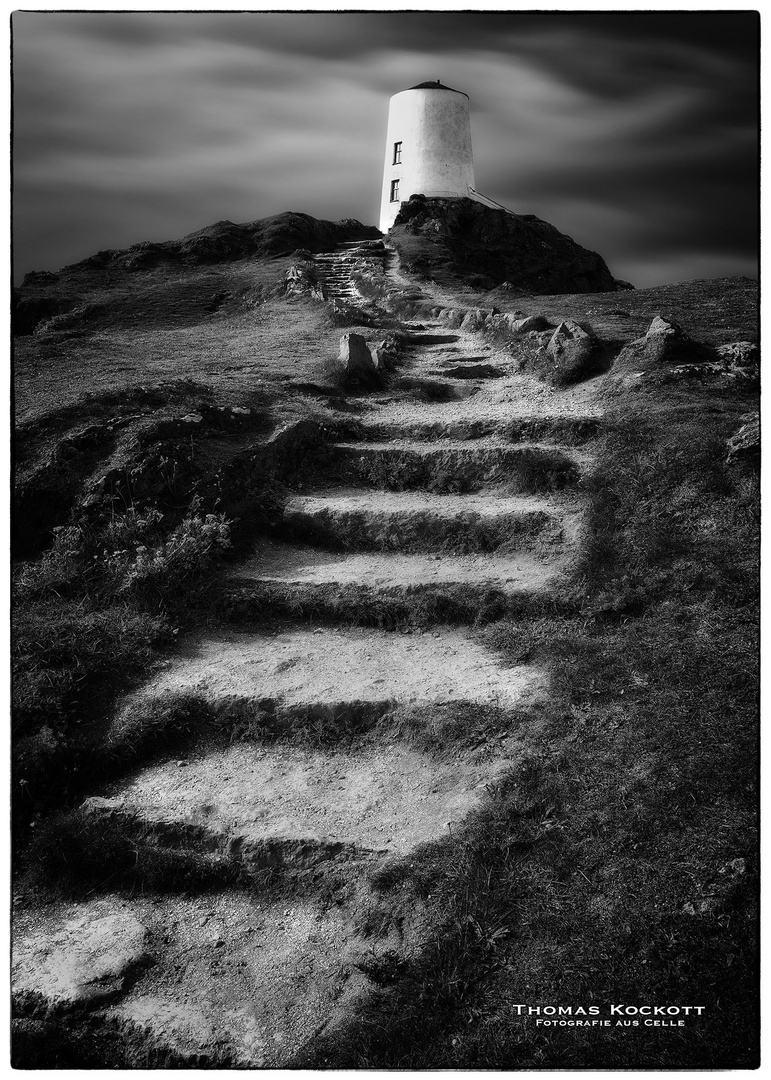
[13,251,604,1065]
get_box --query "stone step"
[320,440,584,492]
[227,540,565,612]
[279,489,576,552]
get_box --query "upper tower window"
[393,141,402,165]
[390,179,400,202]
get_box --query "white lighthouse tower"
[379,80,475,233]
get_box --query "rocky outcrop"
[611,315,714,376]
[284,261,323,299]
[389,195,623,294]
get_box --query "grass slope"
[12,235,759,1068]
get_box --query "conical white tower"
[379,80,475,233]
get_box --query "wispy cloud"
[12,10,758,286]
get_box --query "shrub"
[113,504,231,602]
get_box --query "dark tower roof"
[407,80,468,98]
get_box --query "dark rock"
[389,195,621,294]
[12,1019,83,1069]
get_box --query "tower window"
[390,179,400,202]
[393,141,402,164]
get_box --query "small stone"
[646,315,682,338]
[176,760,187,768]
[512,314,550,334]
[12,904,150,1008]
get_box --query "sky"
[12,9,759,288]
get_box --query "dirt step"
[228,540,564,604]
[14,892,376,1066]
[392,376,480,402]
[131,625,542,715]
[425,363,507,379]
[357,414,601,444]
[280,489,576,552]
[322,441,583,492]
[84,734,536,860]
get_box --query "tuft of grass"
[105,691,216,764]
[320,355,385,394]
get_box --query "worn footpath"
[13,244,605,1065]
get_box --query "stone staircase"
[13,308,600,1066]
[312,239,389,303]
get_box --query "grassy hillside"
[12,223,758,1068]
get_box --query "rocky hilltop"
[14,199,626,336]
[14,212,380,335]
[389,194,626,294]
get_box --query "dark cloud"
[12,11,758,287]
